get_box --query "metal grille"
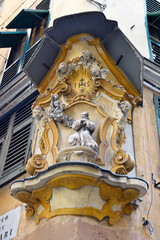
[22,40,41,68]
[151,41,160,65]
[36,0,50,10]
[0,115,10,138]
[2,123,31,175]
[0,58,20,88]
[146,0,160,13]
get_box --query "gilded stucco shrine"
[10,12,148,226]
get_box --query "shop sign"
[0,207,21,240]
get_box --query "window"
[146,0,160,65]
[29,16,48,47]
[0,95,37,186]
[0,31,28,88]
[153,93,160,142]
[0,0,50,88]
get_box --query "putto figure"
[49,94,73,127]
[68,112,99,153]
[49,94,65,121]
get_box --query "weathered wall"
[133,86,160,239]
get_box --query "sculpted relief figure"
[49,94,73,127]
[32,106,48,138]
[68,112,99,153]
[56,62,76,81]
[89,64,109,80]
[116,100,131,148]
[79,50,95,67]
[49,94,65,121]
[117,101,131,131]
[49,95,99,152]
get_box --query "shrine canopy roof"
[24,11,143,96]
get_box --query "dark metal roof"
[0,31,27,47]
[24,11,143,95]
[6,9,49,29]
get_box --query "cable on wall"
[87,0,107,12]
[142,101,154,235]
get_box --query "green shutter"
[0,95,38,186]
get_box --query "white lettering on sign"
[0,207,21,240]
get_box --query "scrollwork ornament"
[111,150,135,175]
[25,204,35,218]
[26,154,48,176]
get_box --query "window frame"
[146,0,160,65]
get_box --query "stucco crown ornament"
[55,50,124,103]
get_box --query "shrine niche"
[10,33,148,225]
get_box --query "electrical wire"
[142,100,154,235]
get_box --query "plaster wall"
[49,0,149,58]
[103,0,150,58]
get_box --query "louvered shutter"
[0,95,38,186]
